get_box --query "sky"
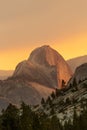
[0,0,87,70]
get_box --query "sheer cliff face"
[13,45,72,89]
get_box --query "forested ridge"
[0,101,87,130]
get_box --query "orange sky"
[0,0,87,70]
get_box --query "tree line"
[0,101,87,130]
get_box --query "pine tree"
[32,114,41,130]
[50,108,55,115]
[55,89,61,97]
[62,80,66,88]
[51,91,56,99]
[20,102,33,130]
[41,98,45,106]
[1,103,20,130]
[50,115,62,130]
[72,108,80,130]
[46,96,52,106]
[73,78,78,90]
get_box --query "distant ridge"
[68,63,87,86]
[67,55,87,72]
[0,70,13,80]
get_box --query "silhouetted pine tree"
[41,98,45,107]
[1,103,20,130]
[51,91,56,99]
[20,102,33,130]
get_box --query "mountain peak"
[40,45,50,48]
[0,45,72,107]
[29,45,64,66]
[13,45,72,89]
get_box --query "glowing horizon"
[0,33,87,70]
[0,0,87,70]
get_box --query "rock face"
[0,45,72,108]
[68,63,87,85]
[13,45,72,89]
[67,55,87,72]
[0,80,54,106]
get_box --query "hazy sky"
[0,0,87,69]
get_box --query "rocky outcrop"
[68,63,87,86]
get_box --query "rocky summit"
[0,45,72,108]
[13,45,72,88]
